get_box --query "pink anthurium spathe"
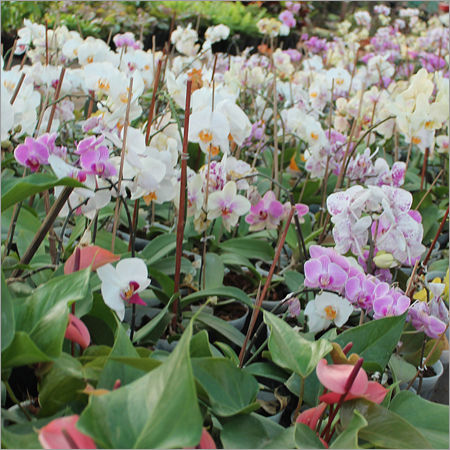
[64,245,120,274]
[316,359,387,404]
[185,428,216,449]
[38,415,96,449]
[296,402,327,430]
[316,359,368,396]
[64,314,90,349]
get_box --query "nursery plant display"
[1,1,449,449]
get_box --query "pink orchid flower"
[38,415,96,449]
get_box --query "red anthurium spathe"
[316,359,368,396]
[296,403,329,448]
[64,245,120,274]
[38,415,96,449]
[64,314,90,349]
[296,402,327,430]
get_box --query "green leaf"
[181,286,253,308]
[98,321,146,389]
[190,311,245,347]
[1,272,15,351]
[38,353,85,416]
[389,391,449,449]
[190,330,213,358]
[147,267,174,297]
[213,341,239,365]
[221,413,294,449]
[132,301,171,344]
[1,332,52,369]
[77,323,202,449]
[264,311,333,377]
[2,269,91,369]
[140,233,178,264]
[202,252,225,289]
[283,270,305,292]
[192,357,259,416]
[333,313,406,372]
[219,237,274,261]
[389,354,417,384]
[243,362,289,384]
[294,423,325,449]
[220,252,256,270]
[330,410,367,449]
[341,399,432,449]
[1,174,84,212]
[152,255,193,276]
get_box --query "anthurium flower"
[207,181,250,232]
[316,359,387,405]
[296,402,327,430]
[96,258,151,321]
[304,292,353,333]
[185,429,217,449]
[64,245,120,274]
[38,415,96,449]
[65,314,90,349]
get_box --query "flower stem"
[239,206,295,367]
[172,80,193,327]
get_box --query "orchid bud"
[373,251,397,269]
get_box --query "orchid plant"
[1,2,449,449]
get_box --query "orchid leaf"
[1,174,84,212]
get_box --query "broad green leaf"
[243,362,290,384]
[202,252,225,289]
[140,233,177,264]
[189,311,245,347]
[2,270,91,369]
[264,311,333,377]
[77,323,202,449]
[389,391,449,449]
[221,413,294,449]
[333,313,406,372]
[285,371,322,407]
[38,353,85,416]
[389,354,416,384]
[1,272,15,351]
[181,286,253,308]
[132,302,171,345]
[219,237,274,261]
[1,174,84,211]
[190,330,213,358]
[2,332,52,369]
[294,423,325,449]
[330,410,367,449]
[98,321,146,389]
[341,399,432,449]
[192,357,259,416]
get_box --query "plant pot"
[214,303,249,331]
[409,361,444,399]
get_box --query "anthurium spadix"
[97,258,151,321]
